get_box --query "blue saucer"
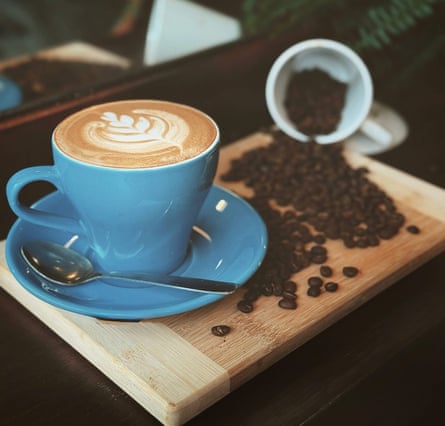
[6,186,267,320]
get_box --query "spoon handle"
[104,271,238,294]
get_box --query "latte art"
[87,109,189,153]
[54,100,218,168]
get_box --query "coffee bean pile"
[226,132,408,247]
[284,69,347,136]
[221,131,420,313]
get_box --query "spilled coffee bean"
[309,245,328,264]
[222,130,419,314]
[237,300,254,314]
[279,297,297,310]
[325,282,339,292]
[211,325,231,337]
[406,225,420,234]
[307,286,322,297]
[308,276,323,287]
[313,234,326,244]
[342,266,359,278]
[320,265,333,277]
[284,280,297,293]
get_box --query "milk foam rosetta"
[54,100,218,168]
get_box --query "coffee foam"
[54,100,217,168]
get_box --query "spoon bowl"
[21,240,237,294]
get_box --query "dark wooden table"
[1,19,444,426]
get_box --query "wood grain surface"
[1,132,444,425]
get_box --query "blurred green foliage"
[242,0,443,51]
[241,0,445,95]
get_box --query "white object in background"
[144,0,242,65]
[265,39,393,148]
[344,101,409,155]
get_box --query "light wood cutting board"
[1,132,445,425]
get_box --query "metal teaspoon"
[21,240,237,294]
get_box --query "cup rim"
[51,99,220,171]
[51,129,220,171]
[265,38,373,144]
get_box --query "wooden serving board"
[1,132,445,425]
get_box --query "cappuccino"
[54,100,218,168]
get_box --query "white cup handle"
[360,117,392,147]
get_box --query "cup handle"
[6,166,83,233]
[360,117,393,147]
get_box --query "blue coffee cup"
[7,100,220,274]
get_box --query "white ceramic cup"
[265,38,392,147]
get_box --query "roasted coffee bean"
[293,252,311,268]
[211,325,231,337]
[343,238,356,248]
[406,225,420,234]
[310,253,327,264]
[283,280,297,293]
[343,266,359,277]
[237,300,254,313]
[310,245,327,255]
[271,281,284,296]
[279,297,297,309]
[243,288,260,302]
[320,265,333,277]
[282,290,297,299]
[325,281,339,292]
[378,226,398,240]
[368,234,380,246]
[355,237,367,248]
[308,276,323,287]
[313,234,326,244]
[310,245,328,263]
[261,282,274,296]
[307,286,322,297]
